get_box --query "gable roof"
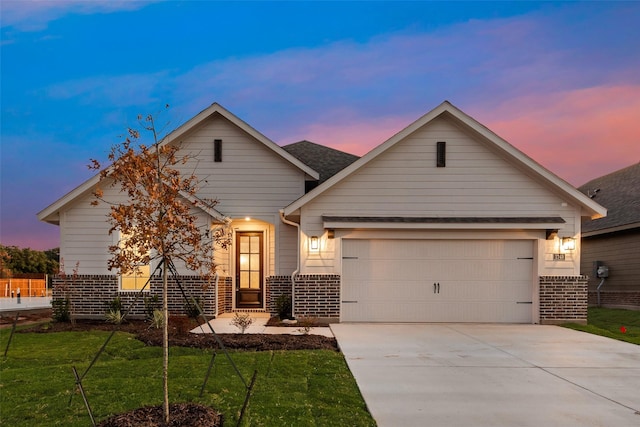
[38,102,319,224]
[578,162,640,236]
[282,140,359,183]
[284,100,607,219]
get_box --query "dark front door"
[235,232,263,308]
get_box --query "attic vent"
[436,141,446,167]
[214,139,222,162]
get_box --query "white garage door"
[341,239,534,323]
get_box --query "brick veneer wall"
[266,276,294,315]
[293,275,340,320]
[52,274,217,319]
[588,290,640,310]
[539,276,588,325]
[217,276,233,315]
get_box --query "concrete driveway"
[330,323,640,427]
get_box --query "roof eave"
[38,102,320,224]
[582,221,640,237]
[285,100,608,218]
[164,103,319,180]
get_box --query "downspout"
[596,278,606,307]
[279,209,299,318]
[213,272,219,317]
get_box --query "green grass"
[563,307,640,345]
[0,328,376,426]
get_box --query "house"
[38,101,606,324]
[578,163,640,310]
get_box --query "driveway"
[330,323,640,427]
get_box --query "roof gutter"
[279,209,299,318]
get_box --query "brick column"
[293,274,340,321]
[539,276,588,325]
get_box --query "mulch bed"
[15,313,339,352]
[97,403,223,427]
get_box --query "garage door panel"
[342,239,534,323]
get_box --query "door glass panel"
[240,254,249,270]
[240,271,249,287]
[250,236,259,252]
[240,238,250,254]
[249,254,259,270]
[250,272,260,289]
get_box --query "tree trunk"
[163,257,169,424]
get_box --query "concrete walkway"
[331,323,640,427]
[0,296,52,313]
[190,313,334,337]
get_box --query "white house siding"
[59,113,304,277]
[60,187,123,275]
[299,114,582,275]
[175,114,306,219]
[60,184,215,276]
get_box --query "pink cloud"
[281,114,410,157]
[474,85,640,186]
[0,1,155,31]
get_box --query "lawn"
[0,328,376,426]
[563,307,640,345]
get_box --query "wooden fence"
[0,277,49,298]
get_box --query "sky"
[1,1,639,251]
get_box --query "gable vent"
[214,139,222,162]
[436,141,446,167]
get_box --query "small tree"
[89,108,230,423]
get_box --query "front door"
[235,232,263,308]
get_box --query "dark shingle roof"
[578,162,640,234]
[282,140,359,183]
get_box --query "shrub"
[275,294,292,320]
[51,297,71,323]
[150,309,165,329]
[296,316,317,335]
[105,309,125,324]
[230,312,253,333]
[143,294,161,320]
[104,296,123,324]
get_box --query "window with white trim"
[119,232,151,291]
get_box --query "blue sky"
[1,1,639,250]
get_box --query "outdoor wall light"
[310,236,319,252]
[561,237,575,251]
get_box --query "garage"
[341,239,534,323]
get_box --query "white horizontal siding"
[300,114,581,275]
[307,116,566,217]
[59,113,308,275]
[175,114,305,217]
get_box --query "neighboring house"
[38,101,606,324]
[578,163,640,310]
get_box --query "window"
[214,139,222,162]
[119,232,151,291]
[436,141,446,167]
[121,265,150,291]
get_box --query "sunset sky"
[1,1,639,250]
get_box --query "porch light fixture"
[310,236,319,252]
[561,237,575,251]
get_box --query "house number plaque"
[553,254,566,261]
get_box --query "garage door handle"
[437,282,440,294]
[433,283,440,294]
